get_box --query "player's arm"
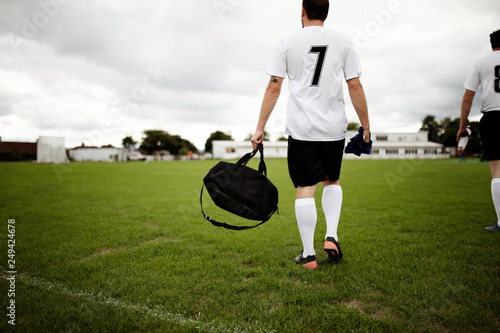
[251,75,284,149]
[347,77,370,142]
[457,89,476,143]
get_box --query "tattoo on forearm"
[270,76,278,83]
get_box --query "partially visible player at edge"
[251,0,370,269]
[458,28,500,232]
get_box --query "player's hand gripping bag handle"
[200,143,279,230]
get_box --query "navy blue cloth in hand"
[345,127,372,156]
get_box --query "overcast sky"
[0,0,499,150]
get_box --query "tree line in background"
[129,123,358,154]
[121,116,481,156]
[124,129,276,154]
[420,115,481,155]
[122,130,197,155]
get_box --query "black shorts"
[287,137,345,188]
[479,111,500,161]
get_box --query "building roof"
[0,141,37,153]
[70,145,117,150]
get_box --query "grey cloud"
[0,103,13,116]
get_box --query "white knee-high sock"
[295,198,317,257]
[322,185,343,241]
[492,179,500,226]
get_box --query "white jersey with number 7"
[266,26,362,142]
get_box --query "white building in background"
[68,146,128,162]
[212,131,448,160]
[37,136,69,163]
[212,140,288,160]
[354,130,448,159]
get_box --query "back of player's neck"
[303,20,324,28]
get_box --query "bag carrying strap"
[200,143,272,231]
[234,143,267,176]
[200,185,271,230]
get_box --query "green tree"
[440,117,460,147]
[205,131,233,153]
[244,130,270,142]
[347,122,360,130]
[420,115,482,156]
[140,130,197,155]
[122,136,137,149]
[173,135,198,155]
[420,115,441,142]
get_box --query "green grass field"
[0,158,499,332]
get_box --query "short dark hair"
[303,0,329,21]
[490,29,500,49]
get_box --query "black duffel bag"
[200,143,279,230]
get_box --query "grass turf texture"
[0,158,499,332]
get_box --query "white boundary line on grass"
[1,273,276,333]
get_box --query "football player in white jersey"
[458,29,500,232]
[251,0,370,269]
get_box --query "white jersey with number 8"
[464,50,500,113]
